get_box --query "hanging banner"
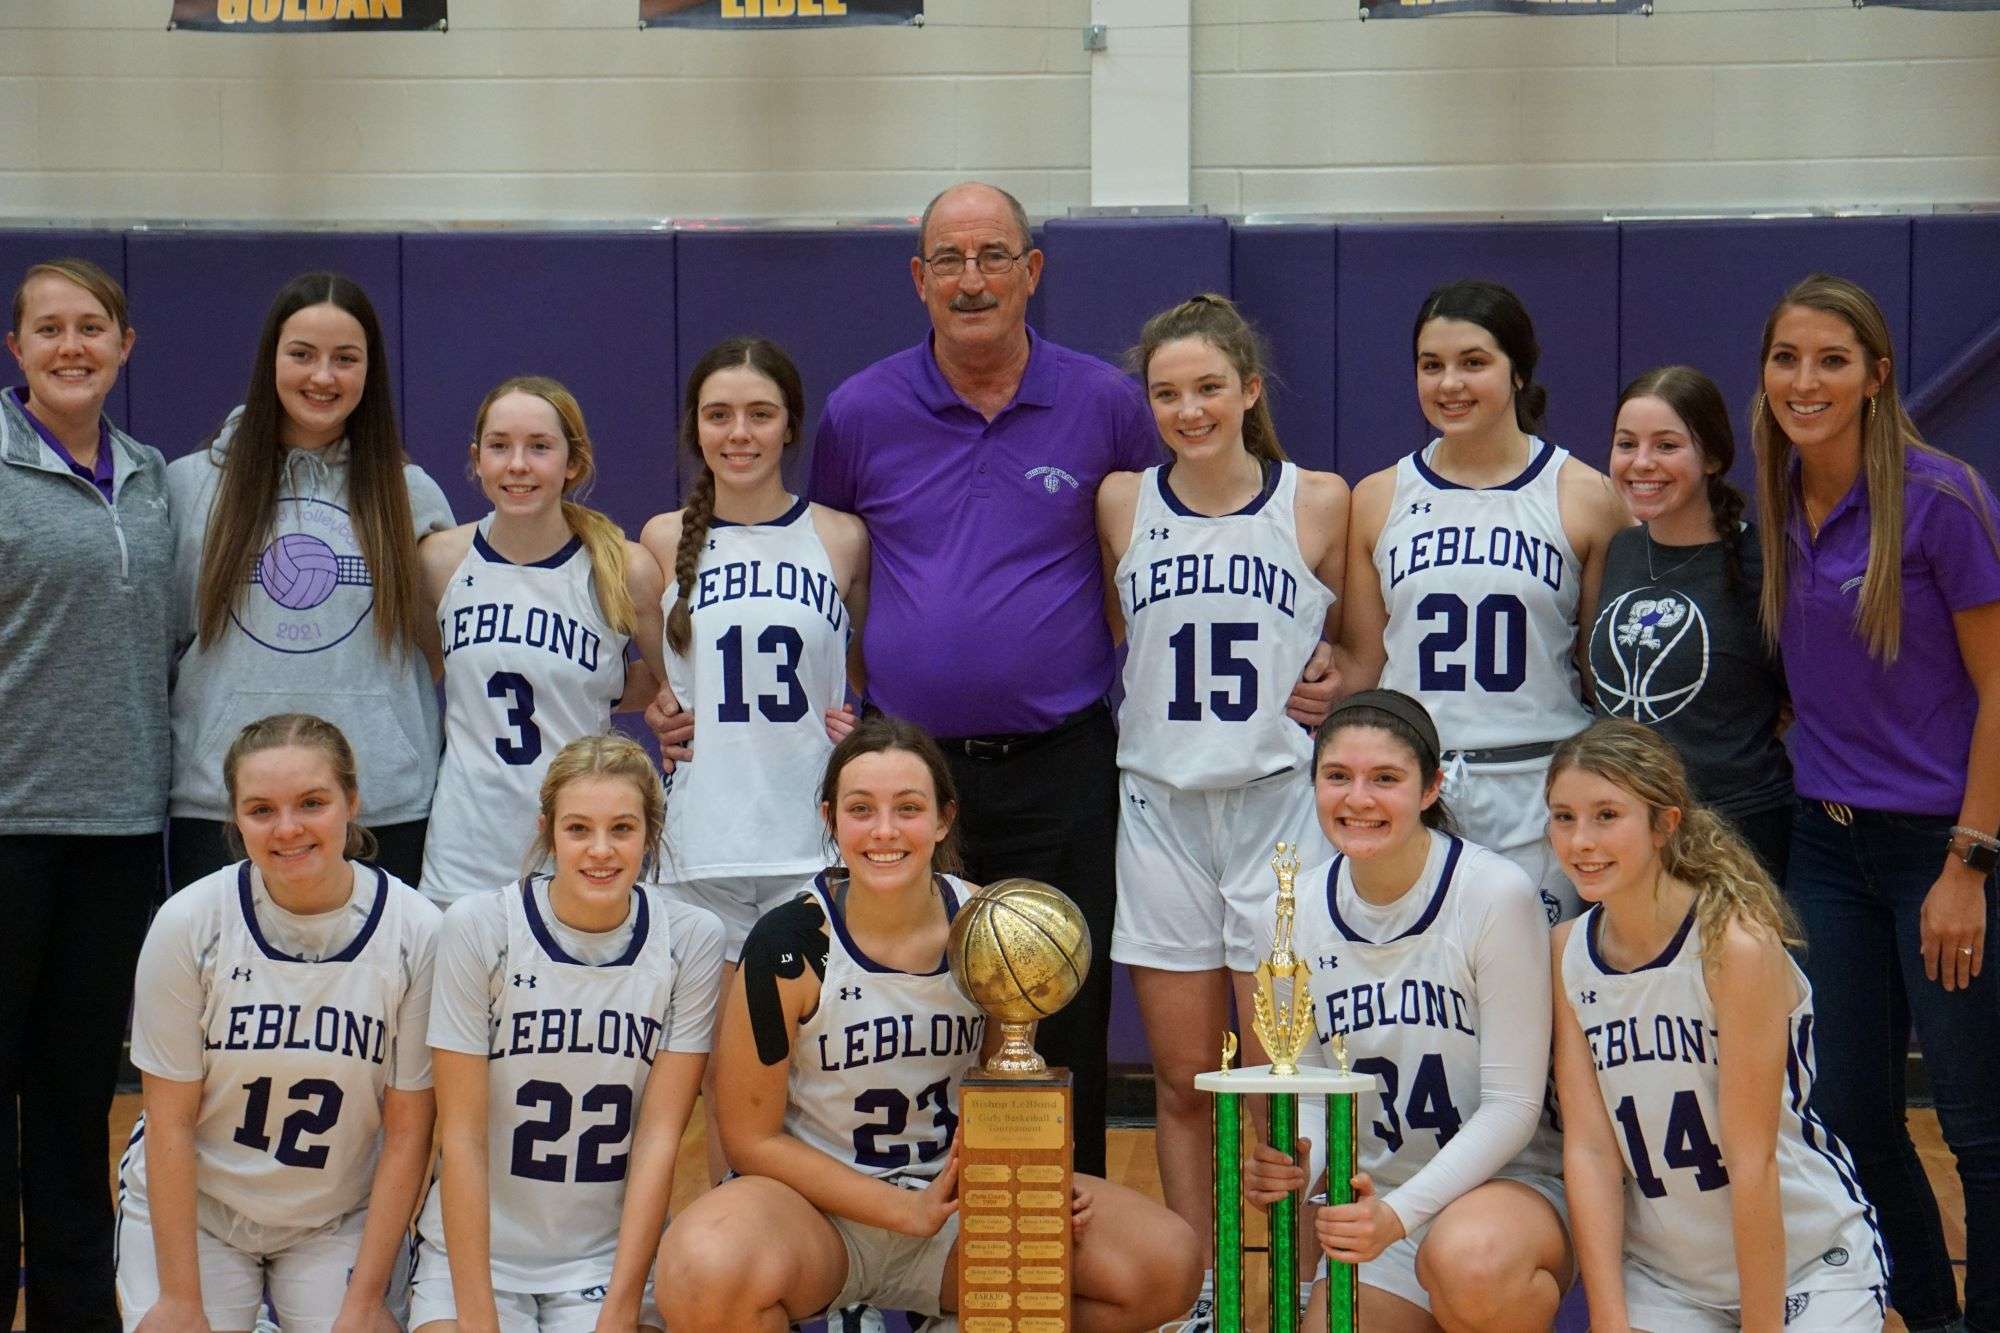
[1361,0,1644,15]
[641,0,922,28]
[1858,0,1999,10]
[169,0,446,31]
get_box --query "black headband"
[1323,689,1442,767]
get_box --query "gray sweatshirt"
[166,413,454,824]
[0,389,175,835]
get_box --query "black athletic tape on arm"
[739,893,829,1067]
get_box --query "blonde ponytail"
[562,499,636,637]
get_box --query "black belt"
[1442,738,1560,765]
[940,700,1109,762]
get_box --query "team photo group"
[5,180,1997,1333]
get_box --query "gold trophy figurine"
[1251,841,1317,1077]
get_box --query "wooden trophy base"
[955,1067,1074,1333]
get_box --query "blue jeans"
[1787,800,2000,1332]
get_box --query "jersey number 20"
[1416,593,1526,693]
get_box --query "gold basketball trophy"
[1196,844,1375,1333]
[947,878,1091,1333]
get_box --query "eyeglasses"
[921,248,1027,278]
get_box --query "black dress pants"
[943,708,1119,1179]
[0,832,165,1332]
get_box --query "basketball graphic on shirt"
[257,532,342,610]
[235,496,378,655]
[1590,587,1711,723]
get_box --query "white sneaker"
[1161,1293,1214,1332]
[832,1305,889,1333]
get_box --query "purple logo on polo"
[1025,465,1079,493]
[234,496,376,654]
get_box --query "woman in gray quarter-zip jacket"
[166,272,453,892]
[0,257,173,1332]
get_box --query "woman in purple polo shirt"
[1755,272,2000,1333]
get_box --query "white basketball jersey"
[1560,908,1885,1309]
[415,879,699,1292]
[1294,836,1563,1194]
[1374,440,1589,751]
[121,863,436,1233]
[424,524,630,904]
[1116,462,1336,790]
[785,873,986,1182]
[663,499,849,880]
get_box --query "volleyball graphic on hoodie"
[258,531,342,610]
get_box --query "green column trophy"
[946,878,1092,1333]
[1195,844,1376,1333]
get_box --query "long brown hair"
[195,272,425,655]
[221,712,377,862]
[1752,273,2000,662]
[1617,365,1750,595]
[1131,293,1286,464]
[664,337,807,656]
[472,375,635,636]
[1548,719,1799,962]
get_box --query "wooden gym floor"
[45,1095,1961,1332]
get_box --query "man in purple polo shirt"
[806,182,1152,1180]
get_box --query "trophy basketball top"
[947,877,1092,1074]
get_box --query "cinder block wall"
[4,0,1997,223]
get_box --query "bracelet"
[1951,825,2000,852]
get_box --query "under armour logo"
[230,966,253,981]
[1148,526,1170,540]
[458,573,475,588]
[1785,1292,1812,1322]
[707,538,718,551]
[1317,955,1339,971]
[512,973,538,988]
[1127,793,1148,809]
[581,1285,608,1302]
[1408,501,1432,515]
[840,986,862,1000]
[1578,990,1597,1005]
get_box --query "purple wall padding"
[0,231,132,431]
[1336,224,1622,482]
[1231,224,1339,474]
[1618,217,1913,486]
[123,232,405,466]
[399,232,680,539]
[1910,215,2000,476]
[1035,216,1232,380]
[673,227,932,496]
